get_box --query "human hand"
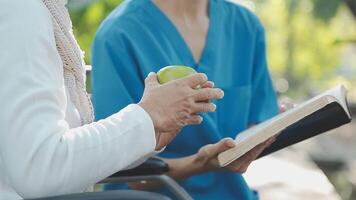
[193,137,276,174]
[138,72,224,150]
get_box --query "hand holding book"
[218,85,351,167]
[191,136,276,174]
[220,137,277,173]
[191,103,289,173]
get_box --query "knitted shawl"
[42,0,94,125]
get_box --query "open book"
[218,85,352,167]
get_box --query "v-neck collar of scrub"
[147,0,218,69]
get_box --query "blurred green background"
[68,1,356,199]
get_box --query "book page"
[219,85,350,167]
[325,85,351,118]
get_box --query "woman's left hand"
[128,136,276,190]
[194,102,294,173]
[194,137,276,174]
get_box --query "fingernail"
[211,103,217,111]
[219,89,224,97]
[199,116,204,123]
[148,72,155,76]
[224,138,235,147]
[227,140,235,148]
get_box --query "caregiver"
[92,0,279,199]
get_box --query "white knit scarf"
[42,0,94,125]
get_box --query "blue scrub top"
[91,0,278,199]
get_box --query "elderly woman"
[0,0,225,199]
[92,0,279,199]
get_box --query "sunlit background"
[68,0,356,199]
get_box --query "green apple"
[157,65,197,84]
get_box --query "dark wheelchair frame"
[28,158,193,200]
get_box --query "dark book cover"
[258,102,352,158]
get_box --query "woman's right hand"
[138,72,224,150]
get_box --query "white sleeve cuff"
[119,104,157,170]
[133,104,156,149]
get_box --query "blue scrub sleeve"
[248,25,279,124]
[91,32,145,120]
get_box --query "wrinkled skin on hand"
[139,72,224,150]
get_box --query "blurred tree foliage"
[70,0,356,98]
[255,0,356,98]
[312,0,343,22]
[344,0,356,17]
[69,0,123,63]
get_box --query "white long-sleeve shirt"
[0,0,156,199]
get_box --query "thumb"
[210,138,236,155]
[145,72,159,86]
